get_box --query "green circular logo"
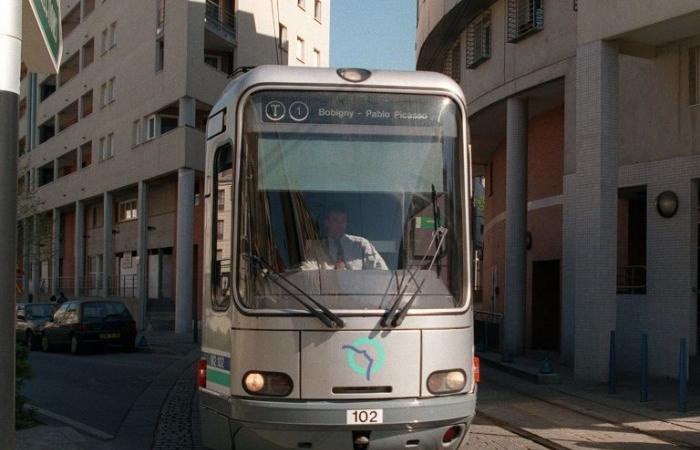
[342,337,385,381]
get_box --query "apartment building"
[418,0,700,381]
[17,0,330,333]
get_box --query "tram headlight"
[243,371,294,397]
[427,370,466,395]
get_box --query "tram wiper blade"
[244,253,345,329]
[382,226,448,328]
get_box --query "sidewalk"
[478,357,700,449]
[16,332,200,450]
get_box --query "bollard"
[678,338,687,413]
[608,330,616,394]
[640,333,648,402]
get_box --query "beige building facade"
[418,0,700,380]
[17,0,330,333]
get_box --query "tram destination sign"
[22,0,62,74]
[258,91,454,127]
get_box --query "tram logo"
[342,337,385,381]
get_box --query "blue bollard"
[678,338,687,413]
[640,333,648,402]
[608,330,616,394]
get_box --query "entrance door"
[532,260,560,351]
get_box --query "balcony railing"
[205,0,236,39]
[205,0,236,40]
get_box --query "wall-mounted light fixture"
[656,191,678,218]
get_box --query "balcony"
[205,0,236,43]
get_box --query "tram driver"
[301,205,388,271]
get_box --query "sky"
[330,0,417,71]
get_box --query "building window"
[617,186,647,295]
[118,199,138,222]
[146,115,157,140]
[101,28,109,54]
[18,137,26,157]
[156,37,165,72]
[298,0,305,10]
[466,11,491,69]
[100,77,115,106]
[507,0,543,43]
[81,141,92,168]
[81,90,93,117]
[109,22,117,49]
[279,24,288,51]
[313,48,321,67]
[442,39,461,83]
[204,54,222,70]
[690,47,700,106]
[296,37,305,62]
[81,38,95,68]
[132,120,141,147]
[100,133,114,160]
[217,220,224,239]
[217,189,225,210]
[157,0,166,34]
[314,0,322,21]
[18,97,26,119]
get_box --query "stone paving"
[16,425,97,450]
[152,363,200,450]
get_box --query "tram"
[198,66,477,450]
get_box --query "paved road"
[23,347,183,438]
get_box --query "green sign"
[31,0,61,64]
[23,0,62,73]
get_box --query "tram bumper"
[200,391,476,450]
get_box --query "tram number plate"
[346,409,383,425]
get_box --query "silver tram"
[198,66,477,450]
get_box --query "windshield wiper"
[382,226,448,327]
[244,253,344,329]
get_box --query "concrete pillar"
[51,209,60,295]
[504,97,528,355]
[103,192,113,298]
[137,181,149,330]
[22,218,29,301]
[75,201,85,296]
[31,216,40,298]
[574,40,619,381]
[178,97,196,128]
[175,168,194,333]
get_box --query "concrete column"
[504,97,528,355]
[75,201,85,296]
[103,192,113,298]
[22,218,29,300]
[178,97,196,127]
[31,215,40,298]
[53,159,58,181]
[51,209,60,295]
[574,40,619,381]
[175,168,195,333]
[137,181,149,330]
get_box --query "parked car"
[41,300,137,355]
[16,303,57,349]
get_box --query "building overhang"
[416,0,497,71]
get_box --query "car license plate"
[346,409,383,425]
[100,333,120,339]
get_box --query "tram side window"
[212,144,233,311]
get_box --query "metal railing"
[617,265,646,295]
[205,0,236,39]
[107,275,138,298]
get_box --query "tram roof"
[211,66,466,117]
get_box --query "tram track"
[476,376,695,449]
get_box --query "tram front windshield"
[212,90,467,313]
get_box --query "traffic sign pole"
[0,0,21,447]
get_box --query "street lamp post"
[0,1,22,447]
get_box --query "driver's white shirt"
[301,234,388,270]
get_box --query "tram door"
[532,260,560,351]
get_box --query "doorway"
[532,260,561,351]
